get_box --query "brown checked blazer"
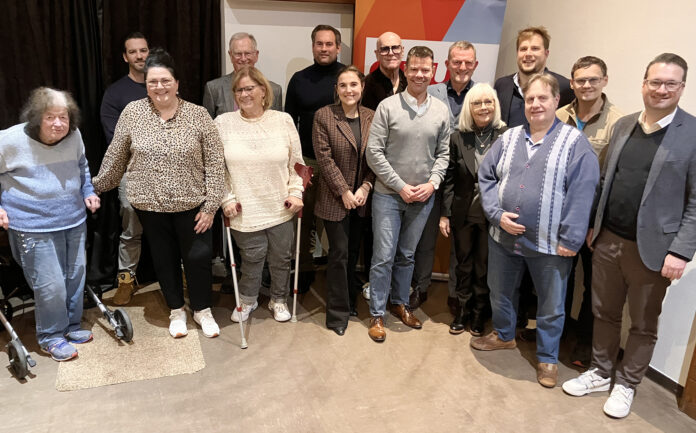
[312,104,376,222]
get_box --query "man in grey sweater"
[365,46,450,342]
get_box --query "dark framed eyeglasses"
[379,45,402,56]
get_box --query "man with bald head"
[203,32,283,118]
[362,31,407,110]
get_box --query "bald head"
[375,32,403,73]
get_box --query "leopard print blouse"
[93,97,225,214]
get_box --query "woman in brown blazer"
[313,65,375,336]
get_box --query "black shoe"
[409,289,428,309]
[447,296,459,316]
[331,326,346,336]
[449,307,469,334]
[470,312,485,337]
[349,307,358,317]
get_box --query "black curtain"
[102,0,221,105]
[0,0,222,288]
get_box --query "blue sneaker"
[65,329,93,344]
[42,339,78,361]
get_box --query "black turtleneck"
[285,61,345,158]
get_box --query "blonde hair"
[458,83,506,132]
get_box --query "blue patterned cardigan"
[478,121,600,256]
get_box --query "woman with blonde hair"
[440,82,507,336]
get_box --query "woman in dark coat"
[440,82,507,336]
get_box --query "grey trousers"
[590,229,670,388]
[231,220,294,304]
[118,177,142,274]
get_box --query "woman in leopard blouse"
[93,48,225,339]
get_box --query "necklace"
[474,130,492,150]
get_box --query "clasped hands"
[342,186,369,210]
[399,182,434,204]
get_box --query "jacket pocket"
[663,222,681,233]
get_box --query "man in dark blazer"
[494,26,573,127]
[203,32,282,118]
[562,53,696,420]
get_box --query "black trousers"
[323,211,364,328]
[135,207,213,312]
[565,242,594,343]
[452,220,490,315]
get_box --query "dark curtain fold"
[0,0,222,289]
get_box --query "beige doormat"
[55,284,205,391]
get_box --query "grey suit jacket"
[427,83,458,131]
[202,72,283,119]
[592,108,696,270]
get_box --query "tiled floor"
[1,274,695,433]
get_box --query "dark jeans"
[135,207,213,312]
[565,242,594,344]
[452,220,489,315]
[323,211,364,328]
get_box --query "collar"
[402,89,431,115]
[524,117,560,142]
[639,107,678,134]
[446,79,473,96]
[513,68,550,97]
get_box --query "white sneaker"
[193,308,220,338]
[362,282,370,300]
[231,301,258,323]
[562,368,611,396]
[268,299,291,322]
[603,384,634,418]
[169,308,188,338]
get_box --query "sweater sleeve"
[284,75,300,128]
[313,108,350,197]
[284,114,305,198]
[429,113,451,187]
[478,135,505,226]
[558,142,600,252]
[100,88,120,144]
[199,109,225,214]
[76,131,96,198]
[366,102,406,192]
[93,106,133,193]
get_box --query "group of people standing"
[0,23,694,422]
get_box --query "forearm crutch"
[290,162,314,323]
[223,209,248,349]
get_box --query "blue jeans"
[369,191,433,317]
[487,235,571,363]
[8,222,86,348]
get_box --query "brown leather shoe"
[470,331,516,351]
[537,362,558,388]
[368,316,386,342]
[390,304,422,329]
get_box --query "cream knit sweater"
[216,109,304,232]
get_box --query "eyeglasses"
[471,99,495,108]
[643,79,684,91]
[147,78,174,88]
[449,60,476,69]
[232,51,257,59]
[378,45,403,56]
[573,77,602,86]
[234,85,257,95]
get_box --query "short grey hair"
[20,87,80,139]
[458,83,505,132]
[448,41,476,60]
[229,32,258,51]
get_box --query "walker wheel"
[7,339,28,379]
[0,301,13,332]
[114,308,133,342]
